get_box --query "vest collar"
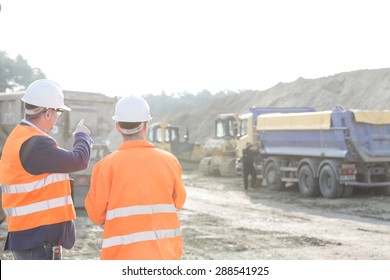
[20,119,47,135]
[118,140,154,150]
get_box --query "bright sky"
[1,0,390,97]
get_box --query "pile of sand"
[157,68,390,144]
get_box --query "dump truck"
[255,106,390,198]
[235,107,315,176]
[200,108,316,178]
[199,113,239,176]
[0,90,117,207]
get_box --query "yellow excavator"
[106,121,202,170]
[147,122,202,164]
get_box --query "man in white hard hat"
[0,79,93,260]
[85,95,186,260]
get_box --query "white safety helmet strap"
[119,122,144,135]
[24,107,46,115]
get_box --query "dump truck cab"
[235,107,316,176]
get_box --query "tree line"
[0,50,237,110]
[0,50,46,92]
[144,90,237,117]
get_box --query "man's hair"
[118,122,141,130]
[24,103,44,121]
[118,121,143,140]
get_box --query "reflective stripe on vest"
[1,173,70,194]
[102,228,182,249]
[3,195,73,217]
[106,204,176,220]
[103,203,180,249]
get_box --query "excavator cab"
[215,114,238,139]
[148,123,180,153]
[199,113,239,176]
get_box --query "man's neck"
[22,119,47,134]
[123,135,145,142]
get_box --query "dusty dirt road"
[1,168,390,260]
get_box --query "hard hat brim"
[112,116,152,122]
[62,104,71,111]
[21,96,72,112]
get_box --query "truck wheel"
[298,165,320,197]
[199,157,212,176]
[319,165,343,198]
[265,162,285,191]
[219,159,236,177]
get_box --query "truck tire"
[265,162,285,191]
[319,165,343,199]
[219,158,236,177]
[298,165,320,197]
[199,157,212,176]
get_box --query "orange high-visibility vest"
[85,140,186,260]
[0,124,75,232]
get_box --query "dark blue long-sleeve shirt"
[4,121,93,251]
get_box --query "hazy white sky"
[1,0,390,97]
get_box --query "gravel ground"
[1,169,390,260]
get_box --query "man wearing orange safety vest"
[85,95,186,260]
[0,79,93,260]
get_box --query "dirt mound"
[157,68,390,144]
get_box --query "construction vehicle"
[199,113,239,176]
[254,106,390,198]
[0,90,117,207]
[235,107,315,176]
[106,121,203,170]
[147,122,202,164]
[200,108,316,178]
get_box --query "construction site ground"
[1,165,390,260]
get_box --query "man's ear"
[142,122,148,136]
[143,122,148,131]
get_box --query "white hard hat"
[113,95,152,122]
[21,79,71,111]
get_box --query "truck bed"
[257,107,390,162]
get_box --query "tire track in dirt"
[180,171,390,259]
